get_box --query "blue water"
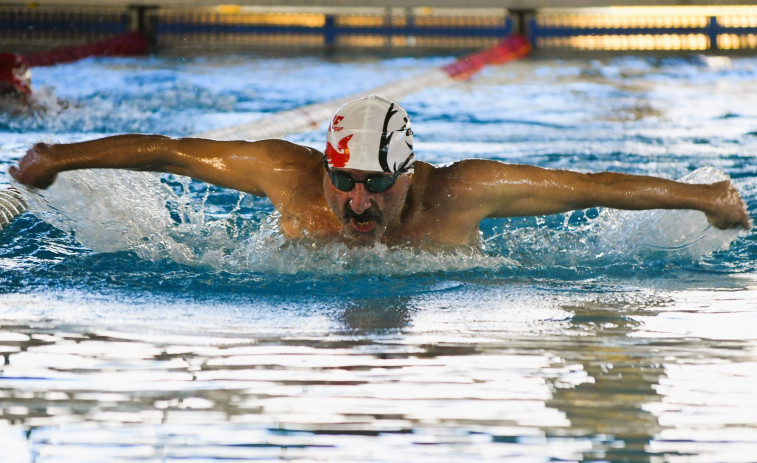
[1,53,756,462]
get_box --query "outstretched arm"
[445,160,751,230]
[9,134,318,197]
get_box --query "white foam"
[592,167,742,259]
[16,170,516,274]
[15,167,742,274]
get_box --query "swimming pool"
[1,52,756,462]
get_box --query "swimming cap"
[325,95,414,174]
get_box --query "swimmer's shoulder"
[416,158,520,188]
[408,161,462,209]
[405,161,487,243]
[410,159,504,210]
[411,159,482,189]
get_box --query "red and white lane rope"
[198,35,530,141]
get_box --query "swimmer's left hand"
[704,181,752,230]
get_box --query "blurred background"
[3,0,757,55]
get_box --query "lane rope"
[198,35,530,141]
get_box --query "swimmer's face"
[323,167,412,244]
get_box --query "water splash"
[593,167,742,258]
[483,167,743,269]
[14,170,512,275]
[13,167,742,276]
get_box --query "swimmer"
[0,52,31,96]
[0,52,70,116]
[9,95,752,247]
[0,52,33,112]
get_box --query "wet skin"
[9,136,752,249]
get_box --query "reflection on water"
[2,277,757,461]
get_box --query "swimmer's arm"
[10,135,315,196]
[449,160,751,230]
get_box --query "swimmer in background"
[1,52,69,117]
[9,96,752,247]
[0,52,33,112]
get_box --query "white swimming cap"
[325,95,414,173]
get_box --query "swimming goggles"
[328,170,400,193]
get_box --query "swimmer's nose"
[348,183,372,214]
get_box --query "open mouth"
[344,204,381,234]
[350,218,376,233]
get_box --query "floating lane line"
[197,35,530,141]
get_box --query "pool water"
[1,52,756,462]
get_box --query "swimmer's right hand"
[9,142,58,189]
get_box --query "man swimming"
[9,95,752,247]
[0,52,31,96]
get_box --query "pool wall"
[3,2,757,54]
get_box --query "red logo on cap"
[325,134,352,168]
[331,115,344,132]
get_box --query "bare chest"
[275,192,481,246]
[385,207,482,247]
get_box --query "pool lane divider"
[1,34,531,230]
[198,34,531,141]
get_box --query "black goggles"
[328,170,400,194]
